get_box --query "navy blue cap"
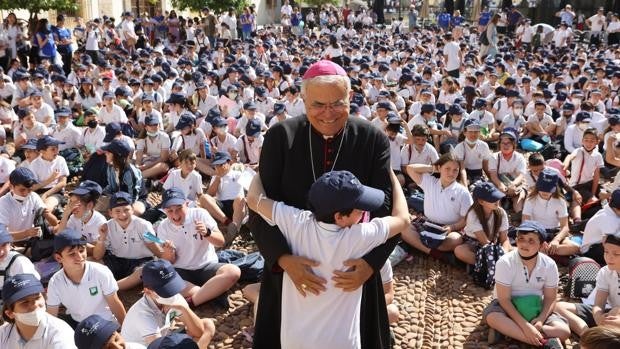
[536,168,559,193]
[144,114,160,126]
[386,112,401,125]
[255,86,266,96]
[308,170,385,218]
[166,93,186,104]
[29,90,42,97]
[102,91,114,99]
[80,77,93,85]
[175,113,196,130]
[506,89,520,98]
[576,111,592,123]
[2,274,44,306]
[109,191,133,209]
[464,118,481,130]
[562,102,575,111]
[211,151,232,166]
[448,104,464,115]
[142,259,186,298]
[20,138,38,150]
[472,182,505,202]
[9,167,39,187]
[420,103,435,113]
[243,101,257,110]
[273,102,286,114]
[101,139,131,158]
[36,135,65,150]
[376,101,392,110]
[147,333,198,349]
[83,108,98,116]
[55,107,71,117]
[0,223,11,245]
[246,118,261,136]
[103,122,122,142]
[500,128,519,142]
[71,180,103,196]
[474,98,487,109]
[609,188,620,209]
[516,220,548,242]
[54,229,86,253]
[75,314,119,349]
[212,117,227,127]
[161,187,187,209]
[349,103,359,113]
[608,114,620,126]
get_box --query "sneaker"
[389,245,408,267]
[542,337,563,349]
[210,292,230,309]
[487,328,503,345]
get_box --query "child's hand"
[521,322,544,346]
[194,220,209,237]
[98,223,108,240]
[47,169,61,182]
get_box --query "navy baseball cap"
[308,170,385,218]
[500,128,519,142]
[212,117,227,127]
[609,114,620,126]
[562,102,575,111]
[103,122,122,142]
[609,188,620,209]
[36,135,65,150]
[2,274,44,306]
[71,180,103,196]
[516,220,548,242]
[55,107,71,117]
[420,103,435,113]
[576,111,592,123]
[246,118,261,137]
[448,104,464,115]
[273,102,286,114]
[102,91,114,99]
[472,182,505,203]
[142,260,186,298]
[474,98,487,109]
[101,139,132,158]
[9,167,39,187]
[212,151,232,166]
[20,138,38,150]
[161,187,187,208]
[109,191,133,209]
[175,113,196,130]
[75,314,120,349]
[147,333,198,349]
[54,229,87,253]
[464,118,481,130]
[376,101,392,110]
[0,223,11,245]
[144,114,160,126]
[243,101,257,110]
[142,94,155,103]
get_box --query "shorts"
[483,299,567,324]
[175,262,226,286]
[574,303,611,327]
[103,253,152,279]
[217,199,235,219]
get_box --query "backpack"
[563,257,600,299]
[217,249,264,282]
[539,141,562,160]
[472,242,505,290]
[406,190,424,214]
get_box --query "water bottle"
[204,140,212,159]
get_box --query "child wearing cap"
[0,274,77,348]
[499,98,527,134]
[452,118,492,186]
[564,111,593,154]
[454,182,511,266]
[384,113,414,186]
[523,101,556,143]
[233,118,264,169]
[51,107,82,151]
[581,188,620,266]
[98,91,128,125]
[12,107,49,149]
[563,127,604,204]
[136,115,171,180]
[29,135,70,212]
[207,151,248,243]
[29,90,54,127]
[93,191,159,290]
[0,151,15,196]
[234,102,267,138]
[399,125,439,178]
[170,114,208,164]
[523,168,578,257]
[209,117,238,159]
[47,229,126,328]
[78,108,106,156]
[555,231,620,336]
[0,167,58,242]
[75,314,145,349]
[121,260,214,347]
[246,169,408,349]
[0,223,40,304]
[484,221,570,347]
[100,139,146,215]
[489,129,527,215]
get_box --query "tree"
[304,0,339,7]
[171,0,251,13]
[0,0,77,33]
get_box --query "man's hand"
[332,258,374,292]
[279,254,326,297]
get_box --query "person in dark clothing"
[249,60,398,349]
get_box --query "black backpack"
[564,257,600,299]
[472,243,504,290]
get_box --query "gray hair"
[301,75,351,99]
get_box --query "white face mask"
[573,98,582,106]
[14,307,45,326]
[513,108,523,116]
[147,131,159,137]
[578,122,590,131]
[465,138,478,145]
[156,293,185,306]
[12,193,27,202]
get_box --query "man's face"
[303,80,349,137]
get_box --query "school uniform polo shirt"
[14,122,48,140]
[0,157,15,184]
[137,131,171,160]
[463,208,509,239]
[495,250,559,298]
[211,133,238,156]
[370,117,388,131]
[137,110,163,128]
[0,193,45,238]
[526,113,555,130]
[595,266,620,307]
[121,296,167,346]
[104,217,155,259]
[163,169,203,202]
[234,134,263,165]
[488,151,527,177]
[388,134,407,170]
[171,129,207,156]
[522,196,568,229]
[29,156,70,189]
[419,173,473,225]
[0,312,76,349]
[211,169,244,201]
[568,148,604,186]
[582,205,620,253]
[98,104,128,124]
[67,211,107,243]
[196,94,218,115]
[47,262,118,322]
[400,143,439,167]
[33,103,55,125]
[284,99,305,118]
[79,125,106,152]
[0,251,40,287]
[51,123,81,150]
[156,208,218,270]
[452,141,491,170]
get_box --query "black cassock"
[249,115,399,349]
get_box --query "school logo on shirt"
[536,276,544,283]
[451,197,455,201]
[89,286,98,296]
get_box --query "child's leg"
[437,232,463,252]
[554,302,590,337]
[186,264,241,306]
[242,283,261,324]
[454,243,476,265]
[232,195,247,227]
[132,201,145,217]
[555,238,580,256]
[541,318,571,341]
[387,303,400,324]
[396,173,405,187]
[401,225,431,254]
[512,190,526,213]
[142,162,170,179]
[486,312,531,343]
[199,194,229,224]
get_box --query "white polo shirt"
[51,123,81,151]
[47,262,118,322]
[284,98,305,118]
[522,195,568,229]
[582,205,620,253]
[104,217,155,259]
[234,135,263,165]
[0,312,76,349]
[0,251,40,288]
[452,141,491,170]
[171,129,207,155]
[211,170,244,201]
[98,104,128,124]
[272,201,389,349]
[163,169,203,202]
[494,250,559,297]
[79,126,106,153]
[568,148,604,186]
[137,131,171,159]
[0,157,15,184]
[121,296,167,346]
[0,192,45,239]
[595,266,620,307]
[488,151,527,177]
[526,113,555,130]
[463,208,509,239]
[156,207,218,270]
[67,211,107,243]
[29,156,70,189]
[33,103,55,125]
[211,133,238,155]
[388,134,407,170]
[419,173,473,225]
[400,143,439,167]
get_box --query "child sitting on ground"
[246,169,409,349]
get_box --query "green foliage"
[170,0,252,13]
[0,0,77,13]
[303,0,340,7]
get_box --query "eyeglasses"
[309,100,348,112]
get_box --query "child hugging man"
[246,170,409,349]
